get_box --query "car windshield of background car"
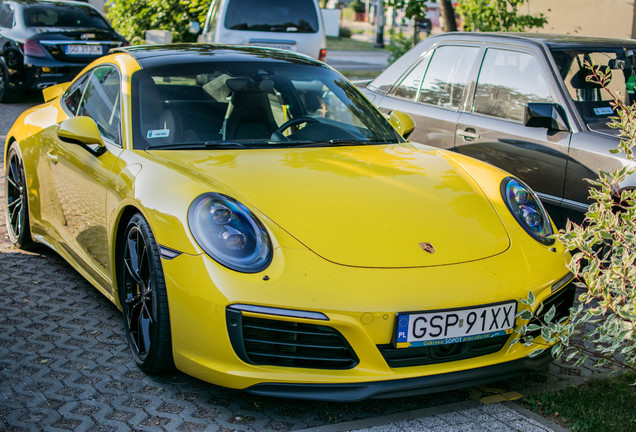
[132,62,399,150]
[551,48,632,134]
[224,0,319,33]
[23,5,110,29]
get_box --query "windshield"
[224,0,319,33]
[23,5,110,29]
[551,47,636,133]
[131,61,399,150]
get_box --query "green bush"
[387,32,412,64]
[339,26,352,38]
[515,61,636,373]
[349,0,365,14]
[108,0,211,45]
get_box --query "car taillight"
[318,48,327,62]
[24,39,47,58]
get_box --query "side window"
[393,52,432,100]
[62,73,90,115]
[418,46,479,110]
[0,4,14,28]
[77,66,122,146]
[472,49,554,123]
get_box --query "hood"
[154,145,510,268]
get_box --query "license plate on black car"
[65,44,102,55]
[395,301,517,348]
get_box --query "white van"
[197,0,327,61]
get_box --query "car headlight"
[501,177,554,245]
[188,193,272,273]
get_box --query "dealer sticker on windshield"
[395,301,517,348]
[594,107,613,115]
[147,129,170,139]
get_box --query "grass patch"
[523,372,636,432]
[340,70,381,80]
[326,36,385,52]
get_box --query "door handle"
[46,151,58,164]
[457,129,480,142]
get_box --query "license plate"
[394,301,517,348]
[249,42,293,51]
[65,44,103,55]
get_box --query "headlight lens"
[188,193,272,273]
[501,177,554,245]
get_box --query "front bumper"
[245,350,554,401]
[159,227,572,400]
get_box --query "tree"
[108,0,211,45]
[514,62,636,372]
[456,0,547,32]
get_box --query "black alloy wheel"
[119,213,174,373]
[5,145,33,248]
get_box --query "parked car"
[0,0,127,102]
[197,0,327,61]
[360,33,636,227]
[4,43,573,401]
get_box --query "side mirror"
[57,116,105,154]
[389,110,415,139]
[188,21,201,34]
[524,103,569,131]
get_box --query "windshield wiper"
[292,139,394,148]
[146,141,248,150]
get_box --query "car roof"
[430,32,636,50]
[114,44,325,69]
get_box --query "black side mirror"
[524,103,569,131]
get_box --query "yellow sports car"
[4,44,574,401]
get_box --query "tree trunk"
[439,0,457,32]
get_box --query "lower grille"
[378,334,509,368]
[528,283,576,338]
[226,309,359,369]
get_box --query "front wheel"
[5,144,34,249]
[118,213,174,374]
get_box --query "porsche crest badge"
[418,242,435,254]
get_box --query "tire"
[118,213,174,374]
[4,144,34,249]
[0,58,16,103]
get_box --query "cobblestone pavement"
[0,98,618,432]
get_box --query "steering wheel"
[270,116,321,141]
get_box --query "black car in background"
[0,0,126,101]
[360,33,636,228]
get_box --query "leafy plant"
[456,0,547,32]
[108,0,212,45]
[513,61,636,372]
[387,32,413,64]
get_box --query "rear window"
[224,0,319,33]
[23,5,110,29]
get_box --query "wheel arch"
[112,204,144,309]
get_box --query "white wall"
[526,0,635,39]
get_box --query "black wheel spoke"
[6,172,19,191]
[138,302,153,354]
[10,201,22,234]
[125,231,143,285]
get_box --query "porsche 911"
[3,44,574,401]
